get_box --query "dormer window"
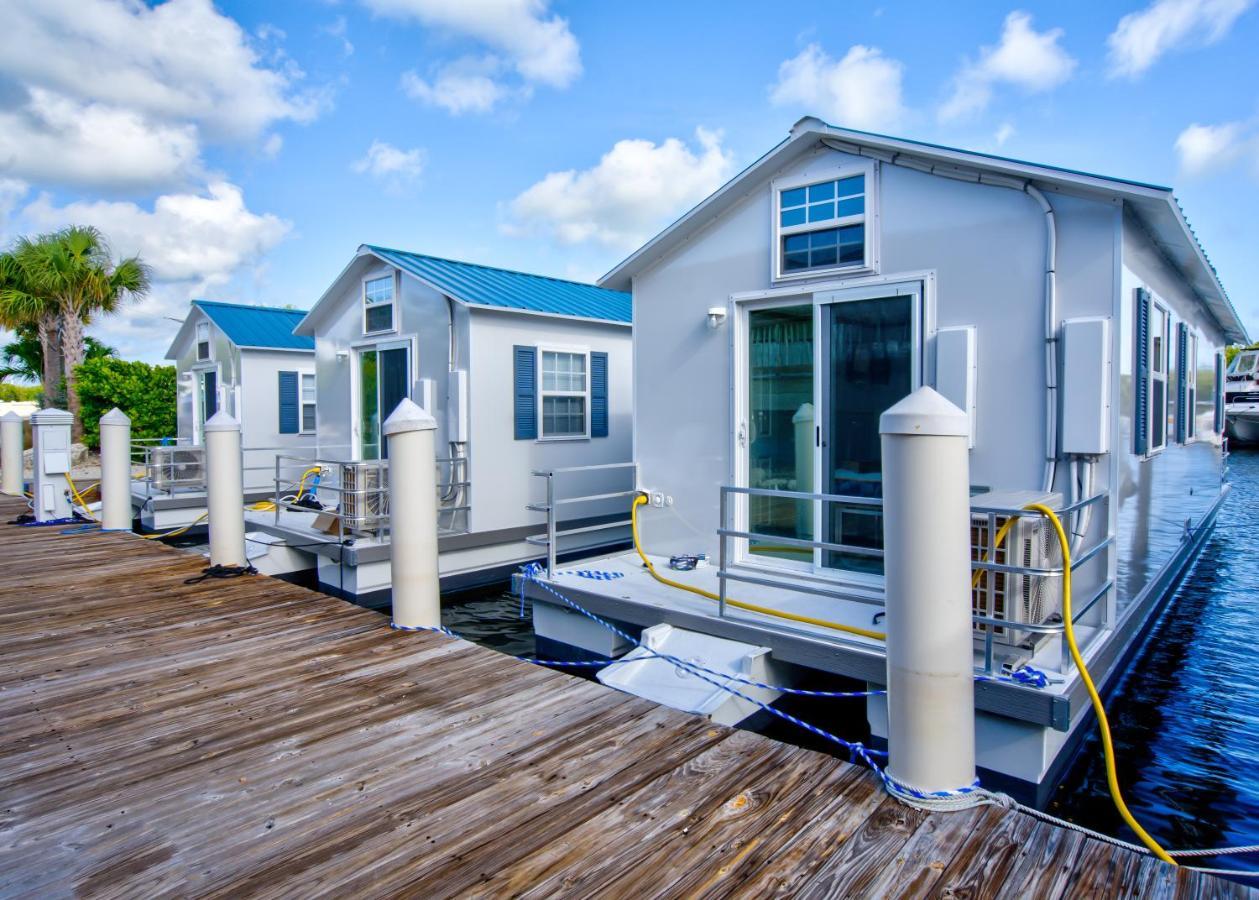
[773,165,876,280]
[196,322,210,361]
[363,274,396,334]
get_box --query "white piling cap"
[0,411,22,423]
[879,386,969,437]
[100,407,131,426]
[792,402,815,423]
[204,410,241,432]
[30,407,73,425]
[382,397,437,435]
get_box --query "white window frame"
[537,345,591,441]
[362,272,398,336]
[771,161,879,284]
[195,321,211,362]
[1147,301,1170,454]
[299,372,317,435]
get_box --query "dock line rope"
[184,563,258,584]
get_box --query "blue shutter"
[1133,289,1150,456]
[1215,352,1225,433]
[1175,323,1188,443]
[590,351,609,438]
[513,346,537,440]
[278,371,299,434]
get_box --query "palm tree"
[1,324,115,385]
[20,227,150,436]
[0,241,63,405]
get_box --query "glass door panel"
[823,295,913,575]
[359,349,380,460]
[747,305,814,563]
[379,347,409,459]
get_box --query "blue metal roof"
[193,300,314,351]
[364,245,631,324]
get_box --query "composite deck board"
[0,496,1250,898]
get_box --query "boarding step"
[597,624,785,727]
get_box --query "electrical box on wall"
[447,369,469,443]
[935,326,977,448]
[416,378,435,416]
[1061,317,1111,456]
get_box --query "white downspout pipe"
[1024,183,1059,495]
[880,386,977,800]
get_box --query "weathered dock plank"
[0,496,1250,898]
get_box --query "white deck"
[541,550,1101,698]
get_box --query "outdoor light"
[707,307,727,328]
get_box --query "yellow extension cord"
[64,473,99,523]
[630,493,886,642]
[629,492,1174,864]
[1026,503,1176,865]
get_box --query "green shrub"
[0,382,41,402]
[74,357,177,450]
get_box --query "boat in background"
[1226,347,1259,445]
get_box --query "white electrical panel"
[935,326,977,447]
[416,378,435,416]
[447,369,469,443]
[1061,317,1111,456]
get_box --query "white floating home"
[134,300,316,531]
[521,118,1248,805]
[246,245,633,599]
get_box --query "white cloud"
[322,16,355,57]
[352,141,426,187]
[0,0,318,141]
[401,56,517,114]
[1175,121,1253,175]
[769,44,906,131]
[23,181,291,284]
[1108,0,1253,78]
[261,134,284,159]
[940,12,1076,122]
[506,128,733,249]
[994,122,1015,147]
[0,88,201,190]
[362,0,581,88]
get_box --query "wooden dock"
[0,495,1249,898]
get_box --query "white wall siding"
[467,308,632,534]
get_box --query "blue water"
[439,458,1259,873]
[1052,449,1259,872]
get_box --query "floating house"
[134,300,317,531]
[521,118,1248,805]
[244,245,633,599]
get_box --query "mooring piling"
[205,411,246,566]
[383,397,441,629]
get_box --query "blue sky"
[1,0,1257,363]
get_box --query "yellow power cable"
[64,472,98,522]
[249,466,322,512]
[630,494,886,642]
[1027,502,1176,866]
[143,511,209,540]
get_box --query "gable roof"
[599,117,1246,344]
[296,246,631,334]
[166,300,313,359]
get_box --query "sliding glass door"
[358,344,410,460]
[740,281,920,582]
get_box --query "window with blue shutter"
[1175,322,1188,443]
[590,351,608,438]
[1215,352,1225,433]
[513,346,537,440]
[1133,289,1150,456]
[278,371,299,434]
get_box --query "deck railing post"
[879,386,976,798]
[0,411,22,496]
[545,473,557,578]
[99,408,132,531]
[382,399,441,629]
[205,411,247,567]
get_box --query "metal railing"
[528,462,638,576]
[265,452,472,546]
[716,484,1113,677]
